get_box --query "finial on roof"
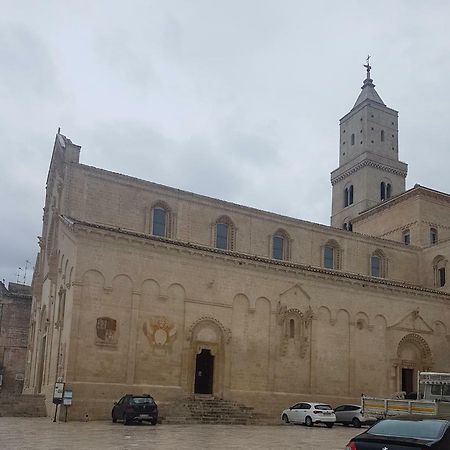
[57,127,61,134]
[364,55,371,79]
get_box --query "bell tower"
[330,59,408,229]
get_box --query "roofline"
[352,184,450,223]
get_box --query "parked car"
[345,415,450,449]
[112,394,158,425]
[334,404,377,428]
[281,402,336,427]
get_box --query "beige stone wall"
[51,224,450,420]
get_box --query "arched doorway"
[185,317,231,397]
[194,349,214,394]
[396,333,432,395]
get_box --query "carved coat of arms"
[143,317,177,350]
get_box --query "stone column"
[126,291,141,384]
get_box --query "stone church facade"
[24,67,450,420]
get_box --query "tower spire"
[362,55,374,88]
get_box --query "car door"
[334,405,345,422]
[298,403,311,423]
[114,396,126,419]
[288,403,302,423]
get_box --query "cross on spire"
[364,55,371,79]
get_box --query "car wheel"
[352,417,361,428]
[150,419,157,425]
[282,414,290,424]
[112,412,117,423]
[123,413,131,425]
[305,416,313,427]
[325,422,334,428]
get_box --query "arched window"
[323,240,341,270]
[289,319,295,338]
[386,183,392,199]
[344,185,354,207]
[271,229,290,260]
[370,250,386,278]
[351,133,355,145]
[214,216,235,250]
[433,256,447,288]
[343,221,353,232]
[402,229,410,245]
[381,130,385,142]
[430,228,438,245]
[380,182,386,201]
[151,201,173,238]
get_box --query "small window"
[403,230,410,245]
[273,235,284,260]
[349,185,354,205]
[351,134,355,145]
[216,223,229,249]
[430,228,438,245]
[380,182,386,201]
[433,256,447,288]
[439,268,446,287]
[152,207,167,237]
[371,255,381,277]
[289,319,295,338]
[386,183,392,199]
[324,246,334,269]
[381,130,385,142]
[344,188,349,207]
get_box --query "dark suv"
[112,394,158,425]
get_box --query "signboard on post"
[53,382,65,405]
[63,389,73,406]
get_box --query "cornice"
[61,216,450,301]
[331,159,407,185]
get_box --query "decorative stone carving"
[95,317,118,347]
[278,304,313,358]
[143,317,177,351]
[186,316,232,344]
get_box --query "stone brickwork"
[0,282,31,394]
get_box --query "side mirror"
[113,402,117,405]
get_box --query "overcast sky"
[1,0,450,286]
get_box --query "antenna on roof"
[16,267,23,284]
[57,127,61,134]
[23,260,31,285]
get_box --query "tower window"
[351,134,355,145]
[214,216,236,250]
[433,256,447,288]
[380,182,386,201]
[439,268,446,287]
[430,228,438,245]
[381,130,385,142]
[344,185,354,207]
[402,229,410,245]
[386,183,392,199]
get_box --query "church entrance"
[194,349,214,394]
[402,368,414,395]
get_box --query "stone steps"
[0,394,47,417]
[161,396,273,425]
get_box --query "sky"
[1,0,450,286]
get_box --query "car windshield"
[132,397,154,404]
[368,419,446,440]
[315,404,332,410]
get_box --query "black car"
[345,415,450,449]
[112,394,158,425]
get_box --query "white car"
[334,404,377,428]
[281,402,336,427]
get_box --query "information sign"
[53,382,65,405]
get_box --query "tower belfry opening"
[330,59,408,228]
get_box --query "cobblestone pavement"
[0,417,361,450]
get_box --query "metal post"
[65,405,68,422]
[53,404,58,422]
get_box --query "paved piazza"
[0,417,361,450]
